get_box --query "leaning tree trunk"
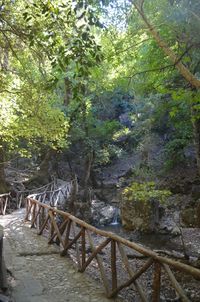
[131,1,200,88]
[0,147,9,193]
[131,0,200,174]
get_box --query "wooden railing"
[0,194,11,215]
[0,225,7,290]
[0,179,73,214]
[16,180,57,208]
[25,197,200,302]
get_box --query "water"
[98,223,122,233]
[99,223,185,254]
[109,208,120,226]
[96,207,186,254]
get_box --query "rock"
[158,166,197,195]
[120,191,184,234]
[91,200,120,226]
[191,185,200,200]
[159,225,173,234]
[158,211,180,234]
[181,205,200,227]
[171,226,181,236]
[94,183,118,204]
[120,197,159,232]
[158,205,165,218]
[0,294,12,302]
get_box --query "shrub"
[122,182,171,204]
[164,138,188,169]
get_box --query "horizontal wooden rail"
[25,197,200,301]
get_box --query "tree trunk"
[90,169,99,188]
[131,1,200,88]
[68,174,78,214]
[83,152,94,202]
[0,147,9,193]
[25,149,57,188]
[132,1,200,173]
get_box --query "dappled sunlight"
[0,0,200,301]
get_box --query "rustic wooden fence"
[0,225,7,291]
[16,180,57,209]
[25,197,200,302]
[28,181,73,207]
[0,182,55,214]
[0,179,73,215]
[0,194,11,215]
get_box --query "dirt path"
[0,209,121,302]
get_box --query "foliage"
[0,0,200,182]
[131,166,156,181]
[0,0,104,160]
[164,138,189,169]
[123,182,171,204]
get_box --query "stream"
[99,223,198,257]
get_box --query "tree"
[0,0,105,190]
[125,0,200,173]
[129,0,200,88]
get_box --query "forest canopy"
[0,0,200,191]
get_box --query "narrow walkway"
[0,209,121,302]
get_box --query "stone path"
[0,209,121,302]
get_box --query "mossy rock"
[120,182,171,232]
[120,197,159,232]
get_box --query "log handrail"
[0,179,73,213]
[25,197,200,301]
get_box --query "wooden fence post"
[0,226,7,291]
[152,261,161,302]
[111,240,117,292]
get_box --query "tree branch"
[140,0,145,11]
[127,46,193,80]
[190,11,200,22]
[127,64,174,79]
[115,38,152,55]
[0,89,22,95]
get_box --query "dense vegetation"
[1,0,200,193]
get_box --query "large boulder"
[181,201,200,227]
[120,197,160,232]
[120,182,171,233]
